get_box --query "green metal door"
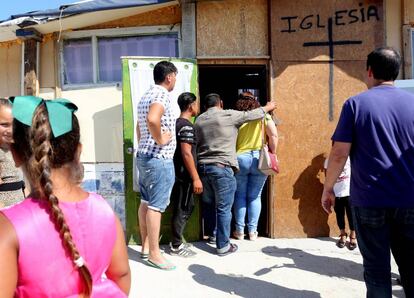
[122,57,199,244]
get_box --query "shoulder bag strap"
[261,116,266,148]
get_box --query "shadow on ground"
[259,244,403,297]
[189,264,320,298]
[127,247,148,265]
[259,246,363,281]
[190,241,217,255]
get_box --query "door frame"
[196,59,276,238]
[122,57,199,244]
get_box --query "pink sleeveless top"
[1,192,127,298]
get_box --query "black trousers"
[334,196,354,231]
[352,207,414,297]
[171,179,195,248]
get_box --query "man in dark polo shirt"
[195,93,276,256]
[322,47,414,297]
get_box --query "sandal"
[140,252,149,260]
[217,243,238,256]
[336,233,347,248]
[146,259,176,271]
[348,237,357,250]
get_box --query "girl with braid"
[0,97,130,297]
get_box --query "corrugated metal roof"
[3,0,174,23]
[0,0,177,42]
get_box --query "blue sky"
[0,1,70,21]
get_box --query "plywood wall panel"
[271,0,384,62]
[270,61,368,237]
[269,0,384,237]
[0,44,21,97]
[385,0,402,59]
[403,0,414,24]
[39,40,55,88]
[84,5,181,30]
[197,58,269,65]
[197,0,268,57]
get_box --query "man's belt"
[199,163,237,173]
[211,163,230,168]
[212,163,238,173]
[198,162,231,168]
[0,181,24,192]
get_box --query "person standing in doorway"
[232,92,278,241]
[169,92,202,258]
[0,98,25,208]
[322,47,414,297]
[195,93,276,256]
[136,61,178,270]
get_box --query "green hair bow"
[11,96,78,138]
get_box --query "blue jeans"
[234,150,268,233]
[352,206,414,298]
[199,163,236,253]
[200,178,217,239]
[136,154,175,212]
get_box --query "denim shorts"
[136,154,175,213]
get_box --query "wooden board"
[0,43,22,97]
[39,40,55,88]
[23,40,38,96]
[197,58,269,65]
[404,0,414,24]
[196,0,268,57]
[269,0,384,237]
[83,5,181,30]
[271,0,384,62]
[271,61,368,237]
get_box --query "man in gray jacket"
[195,93,276,256]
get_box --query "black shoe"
[348,237,357,250]
[217,243,238,256]
[336,233,347,248]
[207,236,216,244]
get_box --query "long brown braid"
[14,103,92,296]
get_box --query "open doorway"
[198,65,268,111]
[198,64,271,237]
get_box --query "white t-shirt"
[137,84,176,159]
[324,157,351,198]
